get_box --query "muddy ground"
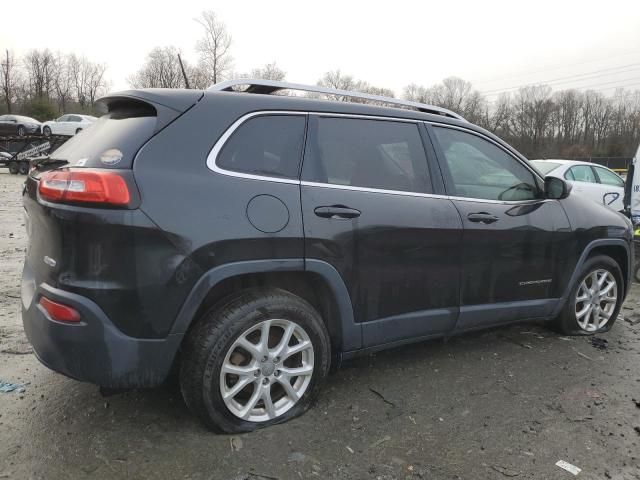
[0,170,639,480]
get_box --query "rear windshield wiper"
[31,156,68,171]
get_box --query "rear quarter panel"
[132,94,305,286]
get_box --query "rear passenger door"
[300,115,463,349]
[593,166,625,210]
[429,124,572,331]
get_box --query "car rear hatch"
[22,89,203,337]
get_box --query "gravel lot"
[1,170,639,480]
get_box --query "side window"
[69,115,81,122]
[594,167,624,187]
[302,117,431,193]
[432,126,539,201]
[564,169,575,181]
[217,115,306,179]
[568,165,597,183]
[58,115,69,122]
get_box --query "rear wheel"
[75,128,82,135]
[552,255,623,335]
[8,162,19,174]
[18,161,29,175]
[180,288,331,433]
[17,125,25,136]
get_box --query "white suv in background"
[531,159,625,212]
[41,114,96,137]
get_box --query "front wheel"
[552,255,623,335]
[8,162,19,174]
[180,288,331,433]
[43,126,51,137]
[17,125,25,136]
[18,161,29,175]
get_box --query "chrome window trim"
[206,110,421,183]
[313,112,418,123]
[206,110,306,185]
[206,110,551,206]
[300,181,448,200]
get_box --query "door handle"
[467,212,499,224]
[314,205,361,219]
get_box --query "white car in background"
[530,159,625,211]
[41,114,97,137]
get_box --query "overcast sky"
[2,0,639,99]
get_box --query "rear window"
[530,160,561,175]
[50,104,157,169]
[217,115,306,179]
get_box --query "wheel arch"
[553,238,631,316]
[170,259,361,353]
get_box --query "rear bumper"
[21,263,183,388]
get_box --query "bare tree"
[68,54,108,107]
[86,62,108,106]
[249,62,286,81]
[23,49,57,99]
[1,49,22,113]
[186,64,210,89]
[317,70,357,98]
[52,53,73,112]
[316,70,394,103]
[195,10,232,85]
[128,46,187,89]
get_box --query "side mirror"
[545,176,572,200]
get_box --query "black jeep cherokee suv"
[22,80,633,432]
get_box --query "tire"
[18,161,29,175]
[17,125,25,136]
[75,128,82,135]
[8,162,19,174]
[180,287,331,433]
[551,255,623,335]
[43,126,51,137]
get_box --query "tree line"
[2,9,639,158]
[1,49,107,120]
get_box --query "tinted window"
[433,126,539,201]
[303,117,431,193]
[217,115,306,179]
[567,165,597,183]
[595,166,624,187]
[50,104,157,168]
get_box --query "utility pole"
[177,54,190,89]
[2,49,12,113]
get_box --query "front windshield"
[531,161,561,176]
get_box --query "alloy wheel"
[220,319,314,422]
[574,269,617,332]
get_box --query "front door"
[429,124,572,331]
[300,115,462,348]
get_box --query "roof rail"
[208,79,466,121]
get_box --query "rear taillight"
[39,296,81,323]
[38,169,130,206]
